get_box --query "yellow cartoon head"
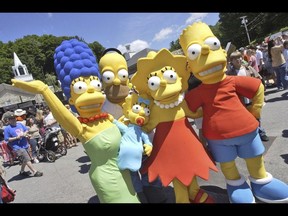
[68,75,106,117]
[131,49,188,103]
[122,93,152,127]
[179,22,227,84]
[99,49,130,104]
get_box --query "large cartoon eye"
[204,37,221,51]
[187,44,201,60]
[102,71,115,84]
[73,81,87,94]
[90,79,102,91]
[147,76,161,91]
[163,70,177,84]
[132,104,142,113]
[118,69,129,82]
[144,107,150,116]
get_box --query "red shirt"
[185,76,261,139]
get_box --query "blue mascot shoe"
[249,172,288,203]
[226,174,255,203]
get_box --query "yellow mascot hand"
[143,144,153,156]
[108,114,114,122]
[11,79,48,94]
[246,83,265,119]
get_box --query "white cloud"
[185,13,208,24]
[47,13,53,18]
[153,27,173,42]
[117,40,149,53]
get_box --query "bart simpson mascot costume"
[131,48,218,203]
[179,22,288,203]
[12,39,139,203]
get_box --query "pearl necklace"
[77,112,109,124]
[154,92,185,109]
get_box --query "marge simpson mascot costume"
[131,49,218,203]
[12,39,139,203]
[180,22,288,203]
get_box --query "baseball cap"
[7,113,16,119]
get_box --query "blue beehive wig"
[54,39,101,113]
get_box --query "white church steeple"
[12,52,33,81]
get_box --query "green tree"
[88,41,106,62]
[169,39,181,52]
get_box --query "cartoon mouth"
[199,64,222,76]
[136,117,145,126]
[105,85,130,103]
[79,104,101,109]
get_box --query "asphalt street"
[2,86,288,204]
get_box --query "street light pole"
[240,16,251,44]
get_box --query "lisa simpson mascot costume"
[131,49,218,203]
[12,39,139,203]
[179,22,288,203]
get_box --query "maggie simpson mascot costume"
[12,39,139,203]
[179,22,288,203]
[113,93,154,203]
[131,49,218,203]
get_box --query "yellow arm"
[247,83,265,119]
[182,101,203,119]
[11,79,82,137]
[143,144,152,156]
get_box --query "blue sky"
[0,13,219,53]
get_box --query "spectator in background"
[43,107,64,145]
[4,114,43,177]
[262,43,276,87]
[226,51,269,142]
[14,109,27,126]
[239,47,249,65]
[282,32,288,41]
[268,37,288,91]
[35,109,45,136]
[0,155,6,203]
[26,117,42,163]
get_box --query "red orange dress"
[141,117,218,187]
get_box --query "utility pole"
[240,16,251,44]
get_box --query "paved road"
[2,86,288,203]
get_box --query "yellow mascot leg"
[188,177,210,203]
[172,178,189,203]
[220,160,240,180]
[173,177,215,203]
[245,155,266,179]
[221,160,255,203]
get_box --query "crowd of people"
[0,106,78,174]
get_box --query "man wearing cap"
[3,114,43,177]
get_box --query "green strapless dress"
[83,125,139,203]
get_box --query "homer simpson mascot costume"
[99,48,131,120]
[99,48,168,203]
[131,48,218,203]
[179,22,288,203]
[11,39,139,203]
